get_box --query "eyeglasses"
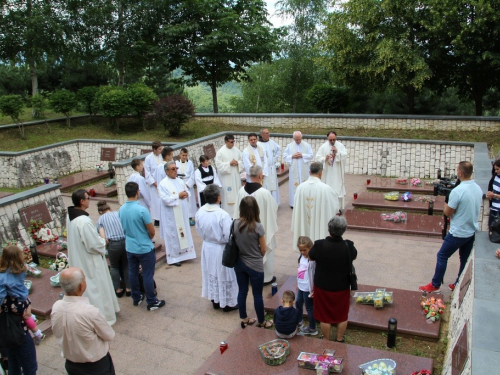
[168,168,178,171]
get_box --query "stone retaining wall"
[0,184,65,246]
[195,113,500,132]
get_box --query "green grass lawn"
[0,107,85,126]
[0,115,499,157]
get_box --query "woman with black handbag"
[233,196,273,329]
[308,216,357,342]
[0,246,38,374]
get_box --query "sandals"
[334,337,345,343]
[257,320,274,329]
[240,318,257,329]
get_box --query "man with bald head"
[282,131,313,207]
[51,267,116,375]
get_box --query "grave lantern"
[30,244,40,265]
[387,317,397,348]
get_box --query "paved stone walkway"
[35,175,458,374]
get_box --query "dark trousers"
[65,352,115,375]
[296,289,315,329]
[127,249,157,305]
[108,239,129,290]
[5,331,37,375]
[234,258,265,323]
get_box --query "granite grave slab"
[196,325,433,375]
[87,182,118,197]
[353,192,445,213]
[344,209,444,237]
[265,276,442,341]
[367,177,435,194]
[26,267,62,317]
[58,170,109,191]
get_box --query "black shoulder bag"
[345,240,358,291]
[0,305,26,349]
[222,221,239,268]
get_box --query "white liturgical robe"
[215,145,243,217]
[283,141,314,207]
[291,176,339,253]
[176,159,197,217]
[242,145,268,178]
[316,140,348,209]
[258,140,281,204]
[233,183,278,283]
[144,152,162,221]
[66,208,120,326]
[158,177,196,264]
[195,204,238,308]
[128,171,151,210]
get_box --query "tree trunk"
[211,76,218,113]
[474,93,483,116]
[65,114,72,129]
[406,86,415,114]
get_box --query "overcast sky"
[265,0,292,28]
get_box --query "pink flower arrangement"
[421,297,445,322]
[411,178,422,186]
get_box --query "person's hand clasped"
[230,159,238,166]
[292,152,302,159]
[486,191,495,199]
[179,191,188,199]
[496,249,500,259]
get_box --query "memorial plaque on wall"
[173,155,181,161]
[141,149,151,155]
[459,261,472,308]
[451,323,468,375]
[203,144,216,160]
[100,147,116,161]
[19,202,52,228]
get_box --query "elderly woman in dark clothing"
[308,216,357,342]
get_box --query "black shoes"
[133,294,144,306]
[172,262,182,267]
[263,276,276,286]
[223,304,239,312]
[212,300,220,310]
[147,300,166,311]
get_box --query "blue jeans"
[234,258,265,323]
[431,233,475,287]
[296,289,315,330]
[5,331,37,375]
[127,249,156,305]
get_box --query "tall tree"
[426,0,500,115]
[171,0,276,113]
[0,0,63,97]
[318,0,432,113]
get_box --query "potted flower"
[49,252,69,272]
[421,297,445,322]
[411,370,431,375]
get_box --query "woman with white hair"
[308,216,357,342]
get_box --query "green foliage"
[49,90,78,128]
[0,64,29,96]
[127,83,157,117]
[307,85,350,113]
[30,94,48,119]
[76,86,99,115]
[185,82,240,113]
[94,86,132,131]
[152,95,195,136]
[0,94,26,138]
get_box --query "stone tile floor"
[34,174,458,374]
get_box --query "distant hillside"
[185,82,242,113]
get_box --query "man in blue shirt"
[419,161,483,293]
[119,182,165,311]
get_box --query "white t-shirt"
[297,256,310,292]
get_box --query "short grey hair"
[293,131,302,139]
[328,216,347,237]
[249,165,263,177]
[310,162,323,174]
[203,184,220,204]
[164,160,176,171]
[59,268,85,295]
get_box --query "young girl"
[0,245,45,344]
[296,236,317,335]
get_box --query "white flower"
[59,262,65,268]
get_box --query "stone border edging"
[0,183,61,207]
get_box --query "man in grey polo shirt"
[419,161,482,293]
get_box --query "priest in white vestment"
[195,184,238,311]
[153,146,174,191]
[144,141,163,224]
[66,189,120,325]
[128,158,151,210]
[283,131,314,207]
[175,148,197,222]
[316,131,348,209]
[291,162,339,253]
[215,134,243,217]
[158,161,196,266]
[258,128,281,204]
[233,165,278,284]
[242,133,268,180]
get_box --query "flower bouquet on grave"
[384,191,399,201]
[415,196,435,203]
[28,220,46,243]
[49,252,69,272]
[421,297,445,322]
[380,211,407,223]
[56,239,68,251]
[2,240,32,263]
[401,191,412,202]
[411,178,422,187]
[396,177,408,185]
[412,370,431,375]
[95,163,104,172]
